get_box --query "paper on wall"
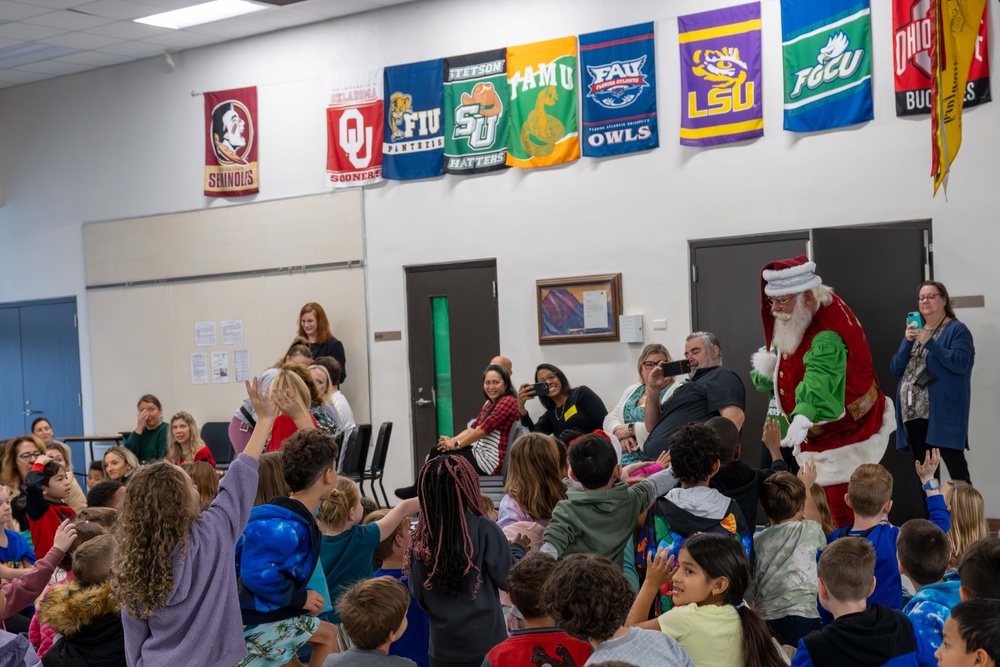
[583,290,609,330]
[222,319,244,345]
[233,349,251,382]
[195,321,217,346]
[190,353,208,385]
[211,351,229,383]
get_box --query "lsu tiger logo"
[389,92,413,140]
[692,47,748,88]
[688,46,755,117]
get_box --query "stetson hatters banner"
[506,36,580,168]
[579,22,659,157]
[326,69,384,188]
[678,3,763,146]
[443,49,510,175]
[204,87,258,197]
[383,59,444,181]
[893,0,990,116]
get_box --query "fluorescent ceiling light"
[135,0,267,29]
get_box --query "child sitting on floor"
[1,520,76,631]
[897,518,961,652]
[935,599,1000,667]
[709,417,788,528]
[957,536,1000,600]
[323,577,415,666]
[26,456,76,559]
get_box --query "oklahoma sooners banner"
[443,49,510,175]
[678,3,763,146]
[326,69,384,188]
[506,36,580,168]
[383,59,444,181]
[578,22,658,157]
[893,0,990,116]
[204,87,258,197]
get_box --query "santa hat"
[759,255,822,348]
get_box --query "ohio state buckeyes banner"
[893,0,990,116]
[326,69,384,188]
[204,86,258,197]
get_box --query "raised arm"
[374,497,419,541]
[242,378,275,461]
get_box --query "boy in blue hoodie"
[236,429,339,667]
[897,519,961,652]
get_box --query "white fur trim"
[763,260,824,296]
[795,399,896,487]
[752,349,777,377]
[762,260,817,281]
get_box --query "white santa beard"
[771,301,813,354]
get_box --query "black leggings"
[904,418,970,483]
[426,445,489,475]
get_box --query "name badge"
[564,404,578,420]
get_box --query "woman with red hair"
[294,302,347,383]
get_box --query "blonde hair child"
[810,482,836,536]
[944,481,989,569]
[498,434,567,528]
[265,367,319,452]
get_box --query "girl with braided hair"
[405,456,528,667]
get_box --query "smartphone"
[532,381,550,396]
[907,311,923,330]
[660,359,692,376]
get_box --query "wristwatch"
[923,478,940,491]
[627,423,635,436]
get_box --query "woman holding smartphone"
[890,281,975,482]
[517,363,607,441]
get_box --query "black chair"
[478,475,505,506]
[362,422,392,508]
[201,421,234,471]
[340,424,372,496]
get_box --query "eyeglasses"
[18,452,41,461]
[538,373,558,383]
[918,294,942,302]
[641,361,664,369]
[766,295,797,307]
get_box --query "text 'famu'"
[509,62,575,100]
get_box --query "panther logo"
[389,92,412,140]
[692,47,748,88]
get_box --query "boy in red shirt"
[26,456,76,559]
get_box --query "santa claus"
[750,255,894,527]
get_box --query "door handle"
[414,399,433,406]
[23,409,42,416]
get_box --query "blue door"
[0,307,25,438]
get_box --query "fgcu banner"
[326,69,384,188]
[678,3,763,146]
[443,49,510,175]
[893,0,990,116]
[578,22,658,157]
[781,0,873,132]
[383,59,444,181]
[506,36,580,168]
[204,87,258,197]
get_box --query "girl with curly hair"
[113,378,272,667]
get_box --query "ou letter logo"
[339,108,373,168]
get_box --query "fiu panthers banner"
[678,3,763,147]
[506,36,580,168]
[204,86,258,197]
[893,0,990,116]
[781,0,873,132]
[578,23,658,157]
[383,59,444,181]
[443,49,510,175]
[325,69,384,188]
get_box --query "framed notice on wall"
[536,273,622,345]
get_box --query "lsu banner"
[506,36,580,168]
[893,0,990,116]
[204,87,258,197]
[326,69,384,188]
[579,22,658,157]
[383,59,444,181]
[443,49,510,175]
[678,3,763,146]
[781,0,873,132]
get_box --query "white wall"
[1,0,998,512]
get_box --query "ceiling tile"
[98,37,163,56]
[83,18,167,38]
[0,67,49,82]
[73,0,165,20]
[55,47,131,65]
[43,28,123,47]
[142,29,219,48]
[14,57,89,73]
[0,0,54,20]
[288,0,372,18]
[10,0,91,9]
[0,21,67,39]
[0,35,24,48]
[23,8,117,28]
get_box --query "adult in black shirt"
[642,332,746,460]
[517,363,607,440]
[295,302,347,382]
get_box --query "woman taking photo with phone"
[890,281,975,482]
[518,363,607,441]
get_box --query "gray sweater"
[586,627,694,667]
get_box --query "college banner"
[578,22,658,157]
[893,0,990,116]
[678,3,763,147]
[383,59,444,181]
[443,49,510,175]
[204,87,258,197]
[781,0,873,132]
[325,69,384,188]
[506,36,580,168]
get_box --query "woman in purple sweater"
[114,379,273,667]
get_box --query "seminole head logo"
[389,92,412,141]
[691,47,748,88]
[210,100,253,165]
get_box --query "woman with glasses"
[890,281,975,482]
[518,363,608,441]
[603,344,682,465]
[2,435,46,531]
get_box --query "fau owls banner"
[678,3,763,146]
[781,0,873,132]
[204,86,258,197]
[383,59,444,181]
[443,49,510,175]
[326,69,384,188]
[506,36,580,168]
[578,22,658,157]
[892,0,990,116]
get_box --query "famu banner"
[678,3,763,146]
[443,49,509,175]
[579,22,658,157]
[383,59,444,181]
[204,86,258,197]
[781,0,873,132]
[506,36,580,168]
[893,0,990,116]
[326,69,384,188]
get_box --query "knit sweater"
[0,547,64,631]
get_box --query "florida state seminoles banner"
[204,87,258,197]
[579,22,658,157]
[679,3,763,146]
[326,69,384,188]
[893,0,990,116]
[383,59,444,181]
[506,36,580,168]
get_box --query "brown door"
[405,261,500,478]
